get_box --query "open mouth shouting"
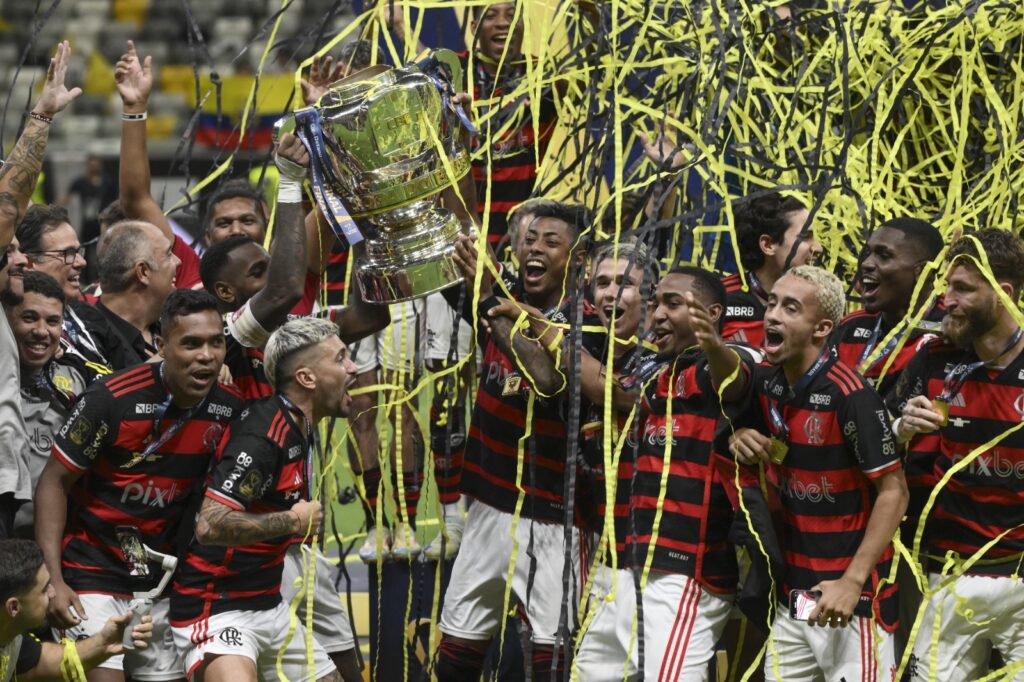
[859,273,880,304]
[189,367,217,392]
[763,326,786,357]
[523,258,547,288]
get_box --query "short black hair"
[338,40,386,72]
[0,540,44,603]
[203,180,267,233]
[666,265,728,330]
[17,204,71,253]
[734,192,807,270]
[159,289,221,334]
[98,200,127,229]
[524,201,590,243]
[878,217,944,262]
[200,235,257,292]
[948,228,1024,297]
[21,271,66,306]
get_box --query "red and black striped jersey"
[721,272,766,350]
[461,296,582,525]
[886,338,1024,576]
[52,362,242,596]
[577,337,654,537]
[223,328,272,403]
[170,395,310,625]
[747,355,902,630]
[620,350,750,594]
[831,300,945,399]
[288,270,323,317]
[323,240,350,308]
[457,51,556,246]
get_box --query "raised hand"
[638,131,694,170]
[274,132,311,178]
[684,291,725,353]
[300,54,346,106]
[32,40,82,118]
[114,40,153,112]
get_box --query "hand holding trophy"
[277,49,475,304]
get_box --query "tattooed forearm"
[0,118,50,240]
[488,314,567,396]
[195,497,298,546]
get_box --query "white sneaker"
[424,502,465,561]
[390,524,422,561]
[358,525,392,563]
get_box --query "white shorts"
[57,594,183,681]
[574,565,732,681]
[439,501,587,646]
[280,543,356,653]
[911,572,1024,681]
[348,300,422,374]
[764,609,894,681]
[424,291,472,363]
[172,600,336,681]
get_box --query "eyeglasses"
[27,246,85,265]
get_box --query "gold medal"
[933,397,949,426]
[502,375,523,396]
[769,437,789,464]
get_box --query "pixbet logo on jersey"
[950,450,1024,479]
[120,480,180,507]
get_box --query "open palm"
[114,40,153,107]
[33,40,82,117]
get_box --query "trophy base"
[356,249,463,304]
[356,207,465,304]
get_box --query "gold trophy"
[277,50,472,303]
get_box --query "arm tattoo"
[488,315,566,395]
[196,497,297,546]
[0,119,50,235]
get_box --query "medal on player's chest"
[769,437,789,464]
[502,374,523,396]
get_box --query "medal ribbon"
[766,348,831,442]
[936,327,1023,404]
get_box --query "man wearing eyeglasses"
[17,204,136,373]
[17,204,86,303]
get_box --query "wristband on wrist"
[29,111,53,125]
[277,178,303,204]
[121,111,147,121]
[478,295,500,317]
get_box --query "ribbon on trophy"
[291,106,364,248]
[413,53,478,137]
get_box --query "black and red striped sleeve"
[837,372,901,479]
[52,380,118,473]
[206,433,279,511]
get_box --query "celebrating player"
[35,289,243,682]
[170,318,361,682]
[729,265,908,681]
[889,229,1024,680]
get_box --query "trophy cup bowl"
[276,51,472,304]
